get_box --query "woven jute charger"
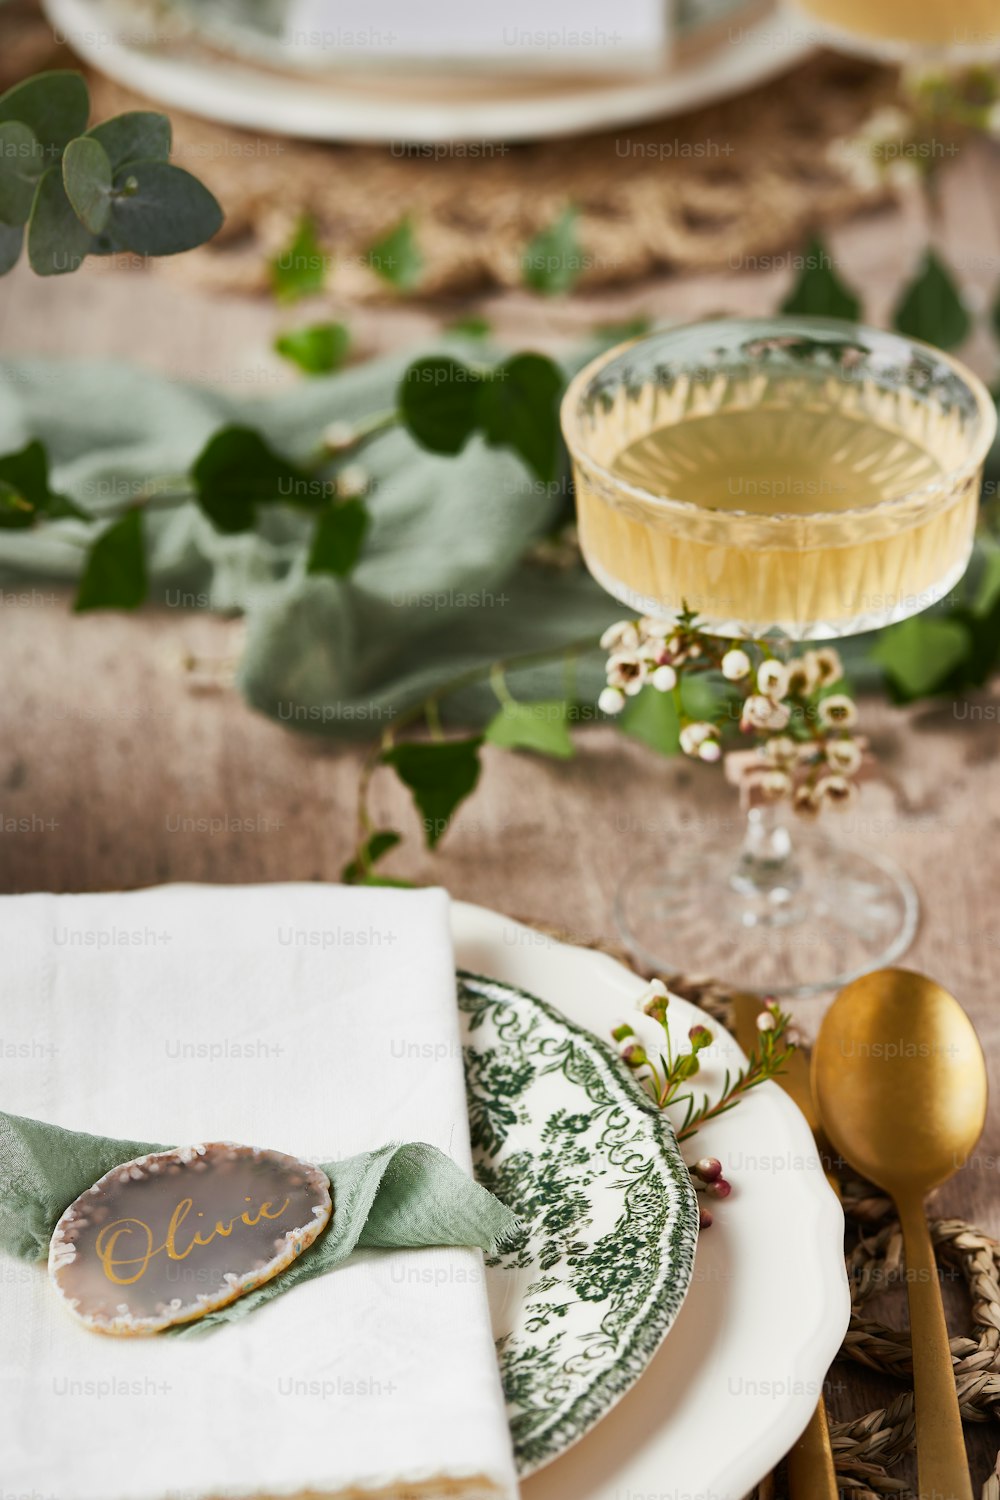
[519,924,1000,1500]
[2,0,894,299]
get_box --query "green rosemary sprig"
[612,984,798,1144]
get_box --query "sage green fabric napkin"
[0,1109,519,1335]
[0,348,619,734]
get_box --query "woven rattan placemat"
[2,1,893,299]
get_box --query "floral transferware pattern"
[458,971,700,1475]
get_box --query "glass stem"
[730,805,801,902]
[729,633,800,907]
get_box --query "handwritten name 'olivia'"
[94,1196,291,1285]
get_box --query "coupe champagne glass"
[790,0,1000,58]
[561,317,996,996]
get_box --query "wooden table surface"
[1,96,999,1494]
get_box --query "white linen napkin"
[0,883,517,1500]
[286,0,669,69]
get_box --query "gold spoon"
[812,967,987,1500]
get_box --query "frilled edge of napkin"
[0,1109,522,1335]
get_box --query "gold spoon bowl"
[812,967,988,1500]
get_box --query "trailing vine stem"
[349,631,603,878]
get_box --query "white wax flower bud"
[651,664,678,692]
[721,648,751,681]
[598,686,627,715]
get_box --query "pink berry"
[699,1206,713,1229]
[709,1177,732,1200]
[693,1157,722,1183]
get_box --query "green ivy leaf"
[86,111,171,171]
[270,215,328,303]
[477,352,563,482]
[274,321,350,375]
[74,509,147,612]
[972,549,1000,617]
[0,439,81,527]
[0,480,32,523]
[780,234,861,320]
[620,685,681,755]
[366,215,423,291]
[593,314,653,350]
[307,498,369,576]
[62,135,112,235]
[192,426,314,533]
[0,221,22,275]
[522,206,582,296]
[398,356,482,456]
[447,314,491,338]
[26,166,93,274]
[0,70,90,153]
[103,159,222,256]
[485,699,574,758]
[382,737,483,849]
[870,614,971,700]
[892,250,970,350]
[342,829,403,884]
[0,121,47,226]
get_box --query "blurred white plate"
[43,0,812,142]
[452,901,849,1500]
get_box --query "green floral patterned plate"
[458,971,699,1476]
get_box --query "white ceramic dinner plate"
[43,0,812,143]
[452,901,850,1500]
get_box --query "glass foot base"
[614,829,918,1000]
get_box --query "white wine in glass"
[794,0,999,54]
[562,318,996,995]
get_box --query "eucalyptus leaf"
[307,498,369,576]
[382,737,483,848]
[522,206,582,296]
[74,509,147,612]
[870,614,971,699]
[398,356,482,456]
[192,425,314,533]
[104,159,222,256]
[86,111,171,171]
[0,70,89,153]
[484,698,574,758]
[342,829,402,884]
[0,221,22,274]
[477,353,563,483]
[0,121,47,227]
[270,215,328,303]
[62,135,112,235]
[366,215,423,291]
[275,321,350,375]
[780,234,861,321]
[892,250,970,350]
[26,166,93,274]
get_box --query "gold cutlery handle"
[897,1193,973,1500]
[786,1397,838,1500]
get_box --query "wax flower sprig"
[612,980,800,1226]
[598,610,868,817]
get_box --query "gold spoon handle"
[786,1398,838,1500]
[897,1193,973,1500]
